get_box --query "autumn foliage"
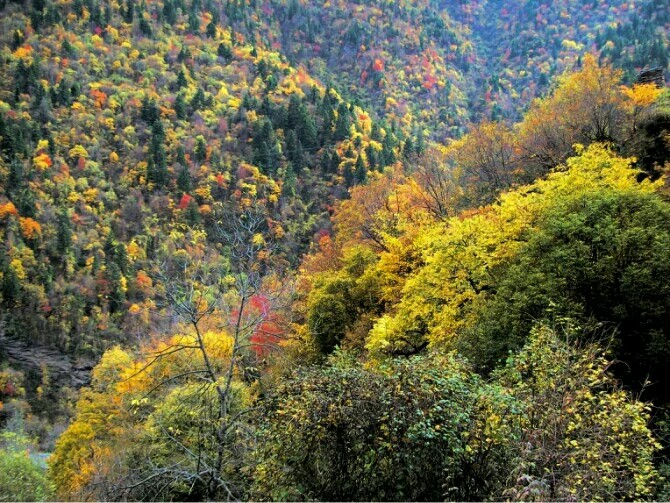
[0,0,668,500]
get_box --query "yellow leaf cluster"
[33,152,53,171]
[622,83,663,108]
[69,144,89,159]
[0,202,18,219]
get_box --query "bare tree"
[410,147,461,221]
[517,57,627,178]
[110,206,293,501]
[453,121,518,205]
[334,170,407,253]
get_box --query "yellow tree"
[620,84,669,174]
[518,56,626,176]
[449,121,518,206]
[333,169,406,253]
[367,144,661,358]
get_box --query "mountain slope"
[223,0,669,138]
[0,0,407,362]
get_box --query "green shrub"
[0,431,51,502]
[251,352,518,501]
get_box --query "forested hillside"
[0,0,669,501]
[0,0,410,354]
[212,0,670,138]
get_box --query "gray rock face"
[0,332,93,389]
[635,67,665,88]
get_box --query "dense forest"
[0,0,669,500]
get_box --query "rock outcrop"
[635,67,665,87]
[0,332,93,389]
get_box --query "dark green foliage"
[251,354,515,501]
[176,69,188,89]
[287,95,318,149]
[252,119,280,174]
[463,189,670,404]
[284,129,304,171]
[636,107,670,175]
[306,291,348,354]
[174,93,187,119]
[307,248,382,354]
[354,155,367,184]
[176,144,187,166]
[148,120,169,187]
[139,16,152,37]
[187,9,199,34]
[206,20,216,38]
[177,166,191,193]
[7,159,24,193]
[162,0,177,24]
[11,29,24,50]
[596,7,669,77]
[105,262,125,314]
[56,210,72,255]
[630,90,670,177]
[140,97,160,126]
[217,43,232,61]
[281,164,297,197]
[184,199,201,226]
[1,264,21,306]
[190,87,205,111]
[334,102,351,141]
[194,135,207,163]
